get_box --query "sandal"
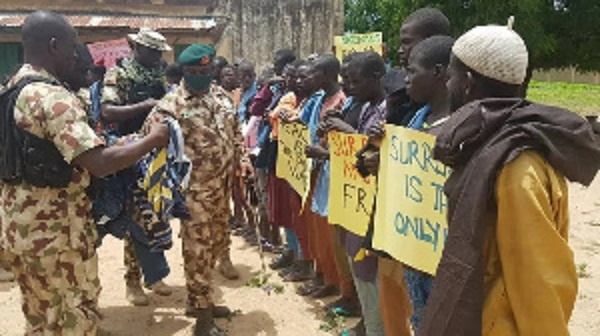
[297,283,323,296]
[324,297,361,317]
[296,277,324,296]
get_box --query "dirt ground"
[1,176,599,336]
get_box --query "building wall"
[214,0,345,71]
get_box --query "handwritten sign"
[334,32,383,61]
[373,126,450,275]
[87,38,132,69]
[328,132,376,236]
[276,123,312,204]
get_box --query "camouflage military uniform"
[102,57,167,109]
[1,64,104,335]
[75,88,97,129]
[146,82,245,309]
[211,84,239,255]
[102,57,167,288]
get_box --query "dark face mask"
[184,73,213,91]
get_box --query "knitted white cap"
[452,17,528,85]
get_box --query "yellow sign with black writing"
[328,132,376,236]
[276,123,312,203]
[373,125,450,275]
[334,32,383,61]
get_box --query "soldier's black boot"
[194,306,228,336]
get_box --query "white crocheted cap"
[452,21,528,85]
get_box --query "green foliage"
[344,0,600,71]
[318,310,346,332]
[245,273,285,295]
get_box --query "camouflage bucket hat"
[128,28,172,52]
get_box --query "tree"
[344,0,600,71]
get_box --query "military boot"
[217,253,239,280]
[146,280,172,296]
[187,304,232,319]
[126,284,149,306]
[194,306,228,336]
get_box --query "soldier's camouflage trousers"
[183,183,232,309]
[124,235,142,287]
[5,250,101,335]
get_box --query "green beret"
[178,44,216,66]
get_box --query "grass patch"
[245,273,285,295]
[527,81,600,116]
[319,310,346,333]
[577,263,592,278]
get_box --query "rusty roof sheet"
[0,13,218,31]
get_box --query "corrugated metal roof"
[0,13,218,31]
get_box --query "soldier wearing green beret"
[143,43,253,336]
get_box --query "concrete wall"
[214,0,345,71]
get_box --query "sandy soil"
[1,176,599,336]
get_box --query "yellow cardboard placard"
[327,132,376,236]
[276,122,312,204]
[334,32,383,61]
[373,125,450,275]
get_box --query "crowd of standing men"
[1,6,600,336]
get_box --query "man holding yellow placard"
[322,51,388,336]
[371,35,454,334]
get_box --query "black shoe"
[278,262,300,278]
[283,262,314,282]
[310,284,338,299]
[232,227,246,236]
[270,250,294,270]
[193,307,228,336]
[212,305,232,319]
[228,218,241,230]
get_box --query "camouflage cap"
[178,44,216,66]
[128,28,172,52]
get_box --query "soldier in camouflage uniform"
[209,82,244,281]
[145,44,252,336]
[1,11,169,335]
[101,28,172,305]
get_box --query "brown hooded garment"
[420,98,600,336]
